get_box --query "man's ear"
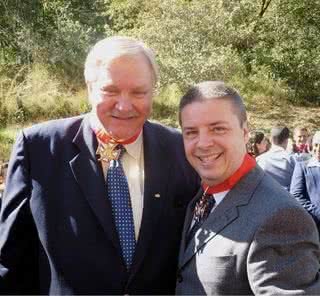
[243,121,250,144]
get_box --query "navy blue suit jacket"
[0,115,199,294]
[290,159,320,228]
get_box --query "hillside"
[246,100,320,135]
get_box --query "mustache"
[109,111,139,118]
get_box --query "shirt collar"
[213,190,229,206]
[89,112,143,161]
[270,144,286,152]
[307,158,320,168]
[123,131,143,161]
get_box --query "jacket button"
[177,274,183,283]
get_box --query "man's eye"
[184,130,197,137]
[211,127,226,134]
[133,91,148,97]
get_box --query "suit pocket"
[198,255,236,283]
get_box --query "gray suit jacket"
[176,166,320,295]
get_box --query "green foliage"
[104,0,145,32]
[0,64,89,125]
[115,0,320,103]
[246,0,320,103]
[0,127,19,161]
[231,65,289,109]
[128,0,247,89]
[0,0,111,86]
[1,0,320,131]
[151,84,183,127]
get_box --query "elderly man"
[176,81,320,295]
[0,36,199,294]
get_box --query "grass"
[246,95,320,136]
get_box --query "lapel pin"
[154,193,161,198]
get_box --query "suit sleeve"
[247,206,320,295]
[287,154,296,191]
[290,162,320,225]
[0,131,39,294]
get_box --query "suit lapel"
[128,121,170,280]
[69,115,120,251]
[179,166,265,269]
[181,204,239,268]
[178,189,202,265]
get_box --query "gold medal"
[96,140,121,163]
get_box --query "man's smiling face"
[181,98,249,186]
[88,53,154,140]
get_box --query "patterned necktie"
[186,193,216,246]
[107,145,136,269]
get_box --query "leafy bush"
[151,84,182,127]
[115,0,320,104]
[0,64,89,125]
[1,0,320,128]
[124,0,247,90]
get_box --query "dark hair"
[247,131,265,157]
[271,126,290,145]
[178,81,247,127]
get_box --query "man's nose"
[115,94,133,112]
[197,132,213,148]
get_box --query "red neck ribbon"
[92,128,141,145]
[202,154,256,194]
[297,143,308,153]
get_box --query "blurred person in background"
[290,131,320,231]
[291,127,312,162]
[246,130,269,158]
[293,127,310,153]
[257,125,296,191]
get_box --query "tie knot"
[194,193,216,223]
[116,144,126,160]
[202,193,214,202]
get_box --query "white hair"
[84,36,159,85]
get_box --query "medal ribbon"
[93,127,141,145]
[202,154,256,194]
[92,126,141,162]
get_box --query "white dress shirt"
[90,113,145,240]
[100,133,145,241]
